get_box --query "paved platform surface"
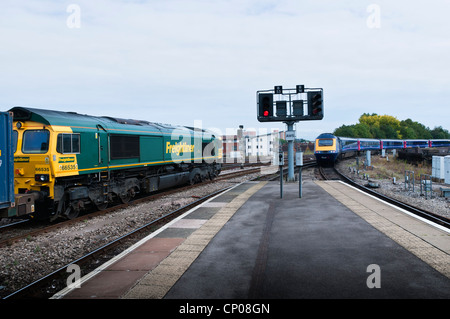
[57,180,450,299]
[159,180,450,299]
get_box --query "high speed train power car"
[1,107,222,220]
[314,133,450,166]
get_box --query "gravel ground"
[335,158,450,219]
[0,173,260,298]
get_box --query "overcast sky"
[1,0,449,140]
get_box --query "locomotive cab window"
[22,130,50,154]
[318,139,333,146]
[57,133,80,154]
[12,130,18,153]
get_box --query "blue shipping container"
[0,111,14,211]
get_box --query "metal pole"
[287,122,294,181]
[280,165,283,198]
[299,167,302,198]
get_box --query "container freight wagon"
[0,112,15,217]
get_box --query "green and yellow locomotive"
[6,107,222,220]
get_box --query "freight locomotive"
[1,107,222,220]
[314,133,450,166]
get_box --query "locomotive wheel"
[95,201,108,210]
[64,206,79,220]
[119,190,132,204]
[190,174,199,185]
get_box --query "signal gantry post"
[257,85,324,182]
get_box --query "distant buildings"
[222,129,285,159]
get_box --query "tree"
[333,114,447,139]
[334,125,356,137]
[430,126,450,139]
[353,123,372,138]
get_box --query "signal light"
[307,91,323,120]
[276,101,287,117]
[292,100,303,117]
[258,93,273,120]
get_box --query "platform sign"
[296,152,303,166]
[286,130,295,141]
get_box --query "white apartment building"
[245,131,283,157]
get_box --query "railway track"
[0,167,263,246]
[3,186,233,299]
[1,166,264,299]
[318,166,450,230]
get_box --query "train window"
[12,130,18,153]
[57,133,80,154]
[318,139,333,146]
[22,130,49,154]
[110,135,140,159]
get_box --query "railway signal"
[258,93,274,121]
[292,100,304,117]
[276,101,287,117]
[256,84,324,183]
[307,91,323,120]
[256,86,323,122]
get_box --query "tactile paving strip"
[316,181,450,279]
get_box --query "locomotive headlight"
[35,174,50,182]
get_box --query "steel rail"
[3,186,233,299]
[333,168,450,229]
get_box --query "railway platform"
[54,179,450,299]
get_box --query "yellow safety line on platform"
[315,181,450,279]
[122,181,268,299]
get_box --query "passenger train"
[314,133,450,166]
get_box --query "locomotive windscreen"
[318,139,333,146]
